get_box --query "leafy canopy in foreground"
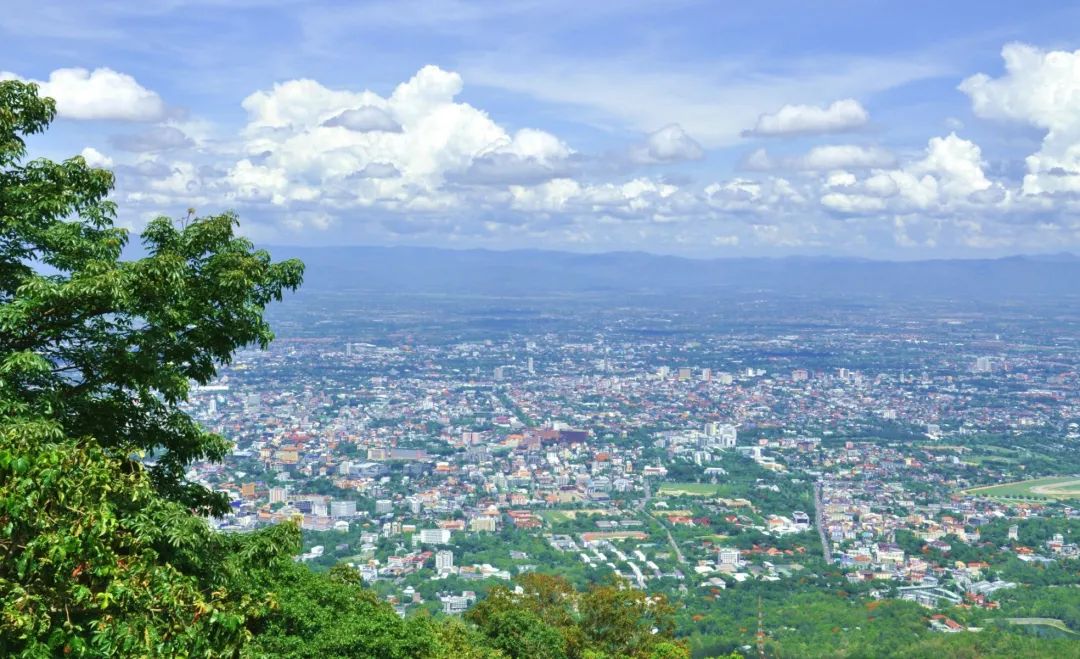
[1,79,303,514]
[0,78,307,655]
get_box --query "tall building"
[527,357,535,375]
[700,368,712,382]
[375,499,393,514]
[718,548,742,567]
[331,500,357,518]
[677,367,692,380]
[469,515,498,532]
[435,550,455,572]
[974,356,992,373]
[419,528,452,545]
[709,424,737,449]
[494,366,505,381]
[269,486,288,504]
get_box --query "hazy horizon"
[259,242,1080,263]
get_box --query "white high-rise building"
[718,548,742,567]
[435,550,455,572]
[709,424,737,449]
[330,500,357,518]
[419,528,451,545]
[527,357,535,375]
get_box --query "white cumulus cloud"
[819,133,994,214]
[79,146,113,168]
[630,124,705,163]
[231,65,573,205]
[1,67,166,121]
[960,43,1080,195]
[746,145,894,171]
[744,99,869,137]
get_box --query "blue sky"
[4,1,1080,258]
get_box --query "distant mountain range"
[262,245,1080,299]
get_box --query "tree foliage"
[466,574,686,659]
[0,78,305,656]
[1,79,302,515]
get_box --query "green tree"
[244,562,440,658]
[471,607,567,659]
[0,78,303,656]
[579,579,679,659]
[467,574,686,659]
[0,82,302,514]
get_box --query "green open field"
[1002,618,1078,637]
[540,509,611,522]
[964,476,1080,500]
[961,455,1020,466]
[658,482,723,496]
[697,534,731,543]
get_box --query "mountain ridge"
[261,244,1080,299]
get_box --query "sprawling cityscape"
[10,2,1080,656]
[179,289,1080,654]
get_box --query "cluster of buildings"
[177,303,1079,619]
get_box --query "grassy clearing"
[658,482,723,496]
[961,454,1020,466]
[1002,618,1078,635]
[698,534,730,543]
[540,509,611,522]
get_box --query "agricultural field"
[964,476,1080,500]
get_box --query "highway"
[814,481,832,563]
